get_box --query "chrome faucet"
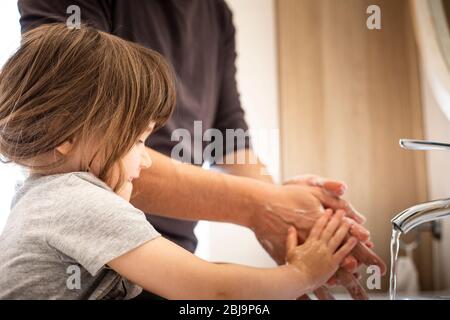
[391,139,450,234]
[391,198,450,234]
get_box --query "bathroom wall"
[0,1,23,234]
[194,0,280,267]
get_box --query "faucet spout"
[391,198,450,234]
[399,139,450,151]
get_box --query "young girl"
[0,23,357,299]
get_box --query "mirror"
[412,0,450,121]
[431,0,450,70]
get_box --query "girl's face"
[115,123,154,201]
[54,122,154,201]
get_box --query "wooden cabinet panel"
[276,0,431,291]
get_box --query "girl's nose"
[140,149,152,169]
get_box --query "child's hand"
[285,209,358,292]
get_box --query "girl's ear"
[55,140,74,155]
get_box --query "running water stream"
[389,228,401,300]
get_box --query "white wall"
[0,1,22,234]
[195,0,280,267]
[0,1,20,65]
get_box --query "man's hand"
[283,174,366,224]
[251,181,370,265]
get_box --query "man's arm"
[130,148,371,254]
[130,148,273,228]
[214,148,365,224]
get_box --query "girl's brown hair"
[0,23,175,191]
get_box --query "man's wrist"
[246,183,284,229]
[223,173,279,228]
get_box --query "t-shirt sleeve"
[46,175,160,276]
[212,1,252,156]
[18,0,112,33]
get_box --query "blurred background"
[2,0,450,297]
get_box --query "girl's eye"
[137,139,145,145]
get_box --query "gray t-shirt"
[0,171,160,299]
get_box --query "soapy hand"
[285,209,358,292]
[253,182,370,265]
[285,175,386,299]
[252,174,386,299]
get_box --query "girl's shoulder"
[12,171,139,219]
